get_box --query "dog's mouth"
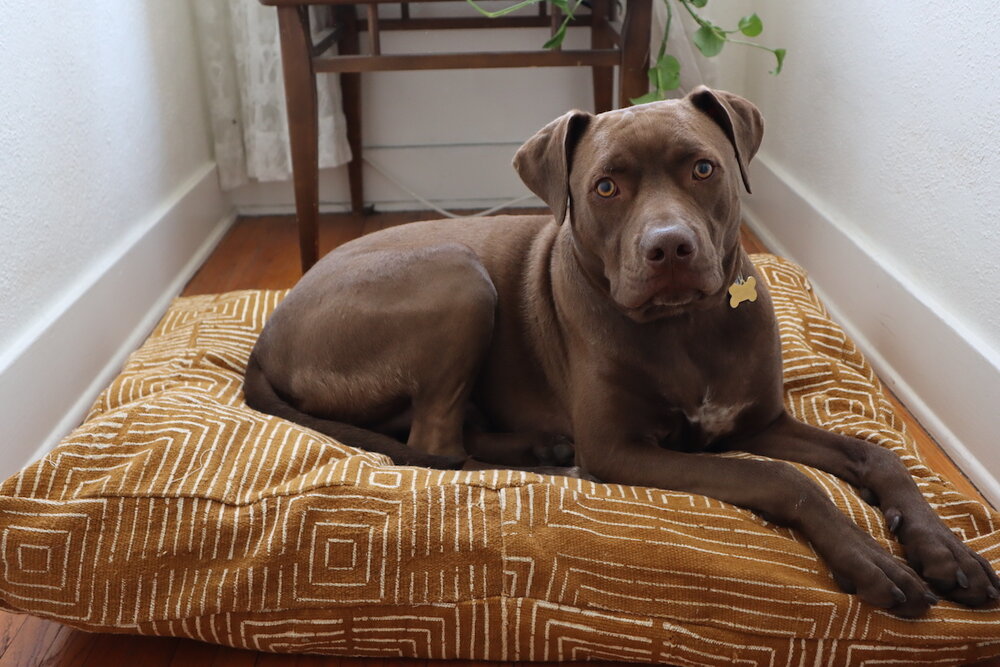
[629,288,703,311]
[618,289,704,321]
[610,267,725,319]
[649,286,704,307]
[611,286,704,324]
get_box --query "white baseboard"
[742,154,1000,507]
[236,197,546,218]
[0,163,235,479]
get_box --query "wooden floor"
[1,210,995,667]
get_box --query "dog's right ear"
[513,110,592,225]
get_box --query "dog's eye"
[693,160,715,180]
[595,178,618,198]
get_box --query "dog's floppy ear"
[513,110,592,224]
[687,86,763,194]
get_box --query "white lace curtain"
[191,0,352,190]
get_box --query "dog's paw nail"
[956,568,970,589]
[924,591,940,605]
[886,510,902,534]
[987,586,999,600]
[891,586,907,604]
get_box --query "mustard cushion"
[2,254,999,665]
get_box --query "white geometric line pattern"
[1,257,999,665]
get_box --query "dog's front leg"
[730,412,1000,607]
[579,427,937,616]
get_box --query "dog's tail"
[243,352,466,469]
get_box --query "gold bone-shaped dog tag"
[728,276,758,309]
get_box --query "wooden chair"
[260,0,653,271]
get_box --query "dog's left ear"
[513,110,593,224]
[687,86,763,194]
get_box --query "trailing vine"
[464,0,785,103]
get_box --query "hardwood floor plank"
[167,637,222,666]
[0,612,27,659]
[294,654,352,667]
[79,634,179,667]
[0,615,62,666]
[211,644,258,667]
[254,650,297,667]
[182,217,264,295]
[34,626,100,667]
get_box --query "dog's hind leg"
[395,245,499,460]
[250,241,496,466]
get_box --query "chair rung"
[314,49,620,73]
[358,15,594,31]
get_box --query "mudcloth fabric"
[2,255,999,664]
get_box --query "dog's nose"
[641,226,698,266]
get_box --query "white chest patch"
[685,397,749,439]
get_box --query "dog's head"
[513,87,763,322]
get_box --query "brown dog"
[244,87,999,616]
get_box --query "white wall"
[0,0,233,478]
[734,2,1000,501]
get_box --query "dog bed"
[1,254,999,665]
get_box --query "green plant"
[464,0,785,104]
[636,0,785,103]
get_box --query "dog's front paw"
[893,515,1000,607]
[827,529,936,617]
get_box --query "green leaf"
[693,25,726,57]
[630,91,662,105]
[688,0,708,7]
[771,48,786,74]
[653,54,681,91]
[549,0,569,12]
[543,25,567,49]
[738,13,762,37]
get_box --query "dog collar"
[728,276,758,309]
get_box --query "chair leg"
[618,0,652,107]
[277,6,320,273]
[590,0,613,112]
[336,4,366,217]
